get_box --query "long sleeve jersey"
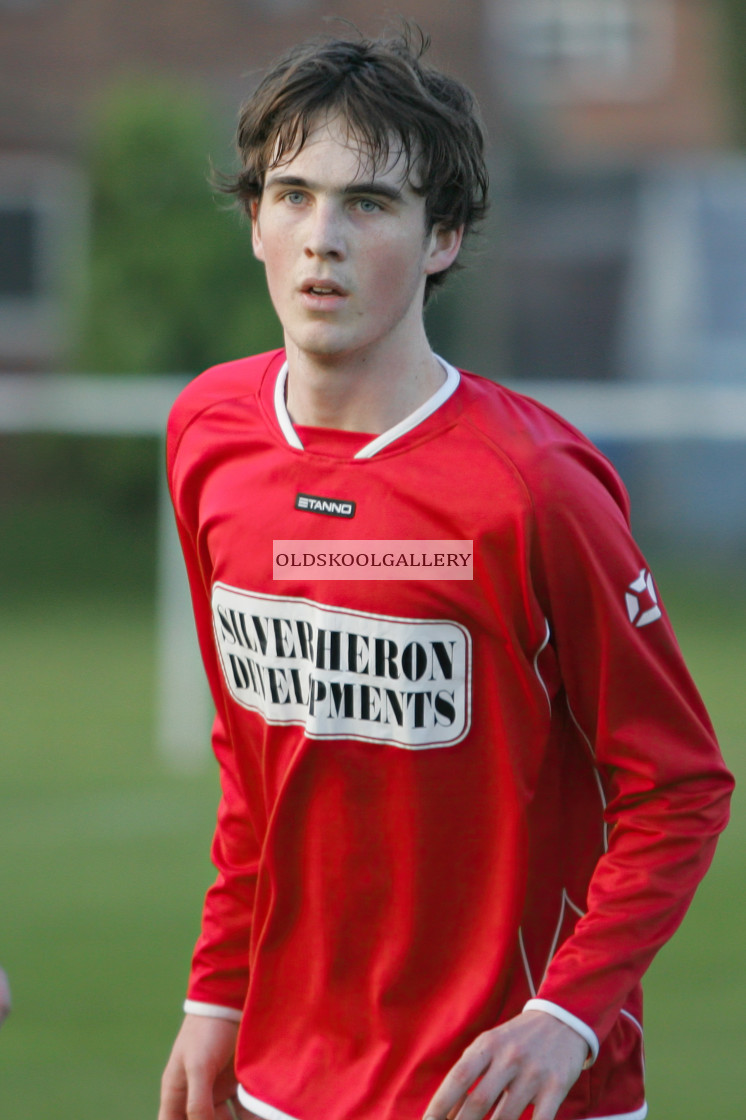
[166,350,733,1120]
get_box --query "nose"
[304,199,346,261]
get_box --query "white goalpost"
[0,373,208,770]
[2,373,745,769]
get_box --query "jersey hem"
[236,1085,646,1120]
[588,1106,647,1120]
[238,1086,300,1120]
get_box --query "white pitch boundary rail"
[3,373,746,769]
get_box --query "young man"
[159,29,733,1120]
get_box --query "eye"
[284,191,306,206]
[356,198,382,213]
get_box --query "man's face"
[251,115,461,365]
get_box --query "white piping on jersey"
[566,697,609,853]
[274,363,304,449]
[533,619,552,713]
[620,1008,644,1038]
[518,885,585,1000]
[518,926,537,997]
[620,1008,647,1076]
[542,888,586,988]
[354,358,460,458]
[593,767,610,853]
[272,356,461,458]
[238,1086,300,1120]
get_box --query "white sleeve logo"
[211,583,472,749]
[625,568,662,628]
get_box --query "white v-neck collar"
[272,356,460,459]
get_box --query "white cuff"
[523,998,599,1068]
[183,999,242,1023]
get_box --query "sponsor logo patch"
[295,492,356,518]
[212,583,472,749]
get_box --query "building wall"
[0,1,736,375]
[561,0,731,156]
[0,0,490,155]
[0,0,492,370]
[489,0,731,159]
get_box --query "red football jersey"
[167,350,732,1120]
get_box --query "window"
[503,167,640,379]
[0,207,36,298]
[0,156,87,367]
[620,159,746,382]
[495,0,674,102]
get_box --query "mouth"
[301,280,348,297]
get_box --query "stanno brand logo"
[625,568,662,628]
[295,492,356,518]
[212,583,472,749]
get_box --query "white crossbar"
[3,375,746,439]
[2,373,745,768]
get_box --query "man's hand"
[422,1010,588,1120]
[158,1013,256,1120]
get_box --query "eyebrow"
[264,174,404,202]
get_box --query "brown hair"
[223,26,489,294]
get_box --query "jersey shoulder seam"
[168,350,283,473]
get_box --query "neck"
[284,330,445,434]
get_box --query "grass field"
[0,570,742,1118]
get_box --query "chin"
[290,331,357,359]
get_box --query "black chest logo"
[295,492,356,518]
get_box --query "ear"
[424,224,464,278]
[250,198,265,262]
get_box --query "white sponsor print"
[625,568,662,628]
[212,584,472,748]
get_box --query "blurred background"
[0,2,743,1117]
